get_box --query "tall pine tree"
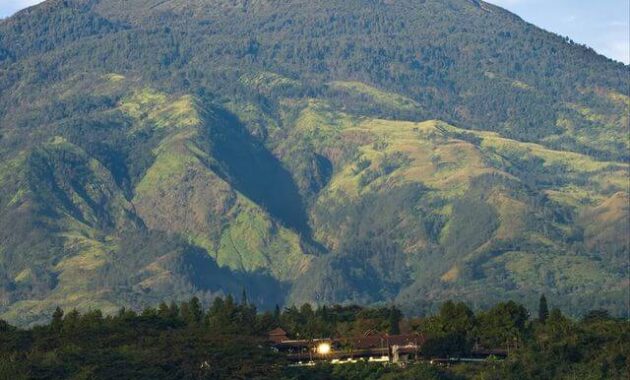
[51,307,64,332]
[388,306,402,335]
[538,294,549,323]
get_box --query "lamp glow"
[317,342,331,355]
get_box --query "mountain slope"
[0,0,628,325]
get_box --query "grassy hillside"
[280,102,627,313]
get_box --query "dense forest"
[1,297,628,379]
[0,0,628,326]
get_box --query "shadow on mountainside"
[181,248,288,309]
[206,106,314,241]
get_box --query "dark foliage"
[0,298,627,379]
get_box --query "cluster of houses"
[268,328,507,366]
[268,328,426,365]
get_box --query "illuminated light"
[317,342,331,355]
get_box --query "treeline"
[0,296,627,379]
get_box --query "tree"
[538,294,549,323]
[182,297,203,326]
[422,333,468,358]
[51,306,64,332]
[476,301,529,351]
[241,288,248,306]
[388,306,402,335]
[0,319,13,333]
[420,301,475,357]
[582,309,611,323]
[63,309,81,332]
[439,301,475,335]
[168,301,180,320]
[273,304,281,322]
[158,302,170,318]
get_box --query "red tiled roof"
[268,327,287,336]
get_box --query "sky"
[487,0,629,64]
[0,0,628,64]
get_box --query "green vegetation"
[215,196,311,280]
[0,298,627,379]
[329,81,423,115]
[0,0,628,325]
[241,72,303,95]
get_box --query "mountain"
[0,0,628,326]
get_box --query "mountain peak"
[0,0,627,325]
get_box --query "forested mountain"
[0,0,628,326]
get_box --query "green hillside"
[0,0,628,325]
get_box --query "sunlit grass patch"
[216,195,310,281]
[330,81,422,112]
[120,88,201,131]
[240,71,302,93]
[498,251,611,291]
[104,73,125,82]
